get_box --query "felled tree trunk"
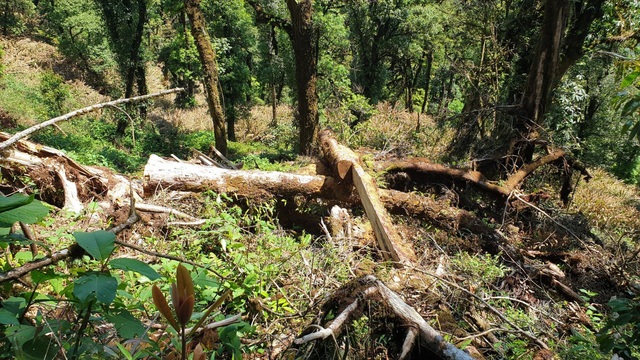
[143,154,352,201]
[319,129,416,265]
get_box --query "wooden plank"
[319,130,416,266]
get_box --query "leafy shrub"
[597,297,640,359]
[0,0,35,35]
[39,71,70,118]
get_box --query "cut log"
[319,129,416,266]
[143,154,352,201]
[143,155,505,246]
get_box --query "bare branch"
[0,88,184,151]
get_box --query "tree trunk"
[184,0,227,156]
[286,0,319,155]
[416,51,433,132]
[517,0,569,161]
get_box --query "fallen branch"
[0,88,184,151]
[411,267,550,350]
[0,207,140,283]
[381,151,592,199]
[293,275,474,360]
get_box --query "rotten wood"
[319,129,416,265]
[294,275,474,360]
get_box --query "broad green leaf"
[73,231,116,261]
[22,336,59,360]
[0,309,19,325]
[109,258,161,280]
[31,269,61,285]
[0,193,33,212]
[74,273,118,305]
[106,310,146,339]
[621,70,640,88]
[0,195,49,227]
[621,95,640,117]
[2,296,26,315]
[5,324,36,348]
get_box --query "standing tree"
[95,0,149,134]
[247,0,319,155]
[183,0,227,156]
[515,0,605,163]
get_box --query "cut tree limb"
[319,129,416,265]
[0,88,184,152]
[293,275,474,360]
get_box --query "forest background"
[0,0,640,359]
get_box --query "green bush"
[39,71,70,119]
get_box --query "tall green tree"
[202,0,258,142]
[95,0,149,133]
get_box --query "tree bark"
[184,0,228,156]
[286,0,319,155]
[143,154,351,201]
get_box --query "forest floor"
[1,37,640,359]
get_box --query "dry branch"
[319,129,416,265]
[0,209,140,283]
[294,275,474,360]
[0,88,184,151]
[382,150,592,199]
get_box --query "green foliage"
[451,252,506,287]
[39,71,70,118]
[0,194,49,230]
[158,32,202,108]
[597,297,640,359]
[44,0,118,89]
[0,0,35,36]
[617,61,640,142]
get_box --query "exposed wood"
[319,130,416,265]
[52,163,83,214]
[143,154,352,202]
[319,129,360,180]
[293,275,475,360]
[142,154,502,243]
[0,88,184,152]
